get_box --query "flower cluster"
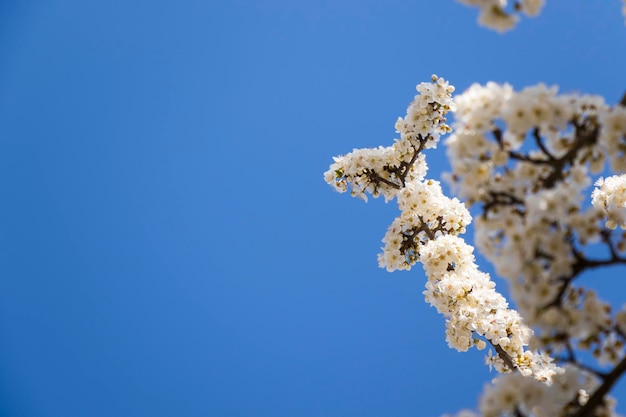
[325,72,626,416]
[448,365,623,417]
[592,175,626,230]
[597,99,626,172]
[444,81,626,415]
[324,75,454,202]
[378,180,471,271]
[325,76,561,383]
[456,0,545,32]
[478,366,619,417]
[456,0,626,32]
[420,234,560,381]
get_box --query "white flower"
[324,76,454,202]
[592,174,626,229]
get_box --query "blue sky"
[0,1,625,416]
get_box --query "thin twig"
[490,340,518,372]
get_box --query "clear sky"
[0,1,625,416]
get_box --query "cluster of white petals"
[323,145,428,202]
[446,83,622,329]
[447,365,623,417]
[324,75,454,202]
[457,0,626,32]
[456,0,545,32]
[479,366,620,417]
[444,81,626,415]
[378,180,471,271]
[599,105,626,172]
[326,73,626,417]
[592,175,626,230]
[322,0,626,412]
[420,235,561,381]
[325,76,562,384]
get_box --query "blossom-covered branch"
[324,76,560,383]
[324,74,626,416]
[443,81,626,416]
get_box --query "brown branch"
[483,191,525,216]
[553,340,607,379]
[494,118,599,190]
[539,120,598,189]
[513,407,527,417]
[489,340,518,372]
[533,127,556,161]
[398,139,425,186]
[540,230,626,311]
[364,133,431,190]
[365,169,402,189]
[571,354,626,417]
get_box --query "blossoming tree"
[324,2,626,416]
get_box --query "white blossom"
[324,75,454,202]
[325,75,626,417]
[456,0,544,32]
[592,175,626,230]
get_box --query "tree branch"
[490,340,518,372]
[571,354,626,417]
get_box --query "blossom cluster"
[457,1,626,32]
[325,76,561,383]
[323,75,454,202]
[420,234,560,381]
[445,82,626,372]
[377,180,470,271]
[325,71,626,415]
[456,0,545,32]
[592,175,626,230]
[440,81,626,417]
[447,366,624,417]
[465,366,617,417]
